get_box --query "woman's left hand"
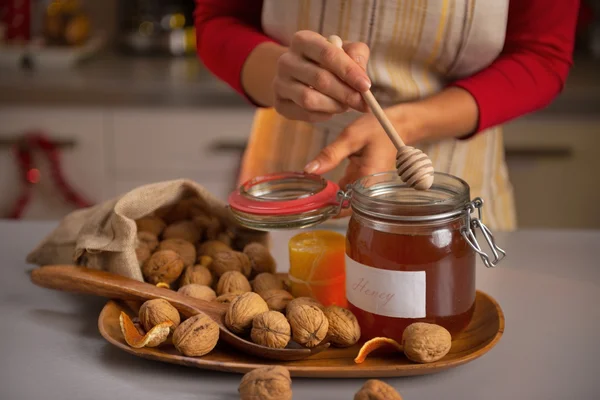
[304,107,416,192]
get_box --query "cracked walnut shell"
[260,289,293,313]
[250,311,291,349]
[158,238,196,268]
[172,313,219,357]
[179,264,213,287]
[142,250,185,284]
[287,304,329,348]
[243,242,276,275]
[212,250,252,278]
[324,305,361,347]
[225,292,269,335]
[354,379,403,400]
[251,272,284,294]
[216,271,251,295]
[239,366,292,400]
[402,322,452,363]
[177,284,217,301]
[139,298,181,333]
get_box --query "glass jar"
[227,171,505,340]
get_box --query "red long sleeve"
[451,0,579,133]
[195,0,579,131]
[194,0,273,101]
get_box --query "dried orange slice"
[119,311,173,348]
[354,337,404,364]
[156,282,171,289]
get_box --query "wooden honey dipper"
[328,35,434,190]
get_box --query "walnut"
[216,231,234,247]
[251,272,284,294]
[354,379,403,400]
[142,250,185,284]
[216,271,251,296]
[212,250,252,278]
[178,284,217,301]
[179,264,213,287]
[225,292,269,335]
[172,313,219,357]
[135,245,151,266]
[162,220,201,244]
[214,291,244,304]
[135,216,166,236]
[286,297,324,317]
[139,298,181,333]
[260,289,293,313]
[401,322,452,363]
[250,311,291,349]
[197,240,231,260]
[239,366,292,400]
[158,238,196,267]
[323,305,361,347]
[137,231,158,251]
[287,304,329,348]
[163,196,209,223]
[193,214,221,240]
[243,242,276,275]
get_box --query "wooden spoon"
[328,35,435,190]
[29,265,330,361]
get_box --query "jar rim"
[350,171,471,222]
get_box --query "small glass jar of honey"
[227,171,505,340]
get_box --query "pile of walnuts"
[126,194,361,355]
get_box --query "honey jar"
[228,171,505,340]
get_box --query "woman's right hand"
[273,31,372,123]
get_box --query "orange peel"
[354,337,404,364]
[119,311,173,348]
[156,282,171,289]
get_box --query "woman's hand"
[304,107,418,190]
[273,31,372,123]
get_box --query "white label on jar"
[345,255,426,318]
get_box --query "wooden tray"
[98,290,504,378]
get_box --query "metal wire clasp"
[329,188,353,217]
[461,198,506,268]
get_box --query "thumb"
[303,133,356,176]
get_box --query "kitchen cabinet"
[0,107,108,219]
[503,117,600,229]
[0,105,255,219]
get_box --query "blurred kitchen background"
[0,0,599,230]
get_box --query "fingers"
[343,41,370,71]
[273,77,348,114]
[304,130,359,175]
[274,97,333,123]
[290,31,371,93]
[277,52,364,111]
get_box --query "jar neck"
[349,172,471,223]
[351,208,468,234]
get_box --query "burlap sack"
[26,179,268,281]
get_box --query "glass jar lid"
[227,172,344,231]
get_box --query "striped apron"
[239,0,517,231]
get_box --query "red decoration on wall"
[1,0,31,42]
[7,131,94,219]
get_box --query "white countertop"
[1,220,599,400]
